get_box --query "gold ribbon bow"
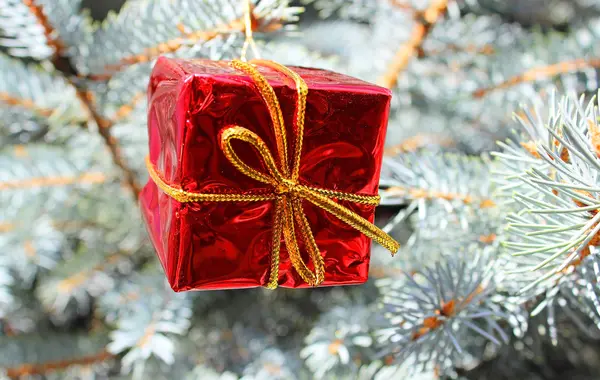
[146,59,399,289]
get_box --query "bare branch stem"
[377,0,448,89]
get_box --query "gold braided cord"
[145,156,276,202]
[297,184,400,253]
[281,199,318,285]
[266,196,285,289]
[146,156,377,205]
[221,126,281,185]
[252,60,309,182]
[240,0,260,61]
[292,197,325,284]
[309,187,380,206]
[145,59,400,289]
[230,60,289,177]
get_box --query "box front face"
[175,63,391,289]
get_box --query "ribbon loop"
[220,126,285,186]
[146,59,400,290]
[230,60,289,177]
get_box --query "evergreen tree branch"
[111,92,145,123]
[90,1,299,78]
[0,172,106,190]
[389,0,415,12]
[0,222,14,233]
[423,42,496,57]
[1,0,94,61]
[376,252,510,375]
[102,15,255,75]
[383,134,455,156]
[4,350,113,378]
[0,92,55,118]
[0,54,84,126]
[55,253,123,294]
[106,274,192,370]
[0,219,121,234]
[473,57,600,98]
[409,284,485,341]
[71,85,141,199]
[0,333,112,378]
[1,1,141,199]
[377,0,448,89]
[381,185,496,208]
[20,0,65,58]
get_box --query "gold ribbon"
[146,59,399,289]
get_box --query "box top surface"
[153,57,392,97]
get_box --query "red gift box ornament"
[142,58,399,290]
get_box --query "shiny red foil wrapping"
[140,57,392,291]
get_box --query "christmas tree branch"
[0,220,111,234]
[384,134,455,156]
[111,92,145,123]
[4,350,113,378]
[382,185,496,208]
[101,10,281,76]
[0,92,55,118]
[20,0,65,58]
[0,172,106,190]
[8,1,142,200]
[0,222,14,233]
[103,19,245,72]
[473,57,600,98]
[389,0,417,12]
[370,266,403,279]
[56,252,126,294]
[377,0,448,89]
[423,43,496,58]
[71,85,141,199]
[410,285,484,341]
[478,233,497,244]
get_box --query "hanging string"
[240,0,261,61]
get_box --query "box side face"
[141,57,191,288]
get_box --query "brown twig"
[377,0,448,89]
[0,222,15,233]
[111,92,145,123]
[13,145,28,158]
[71,86,141,199]
[559,188,600,271]
[478,233,497,244]
[369,265,403,279]
[389,0,417,12]
[383,134,455,156]
[56,252,130,294]
[5,350,114,378]
[0,92,55,118]
[422,43,495,58]
[21,0,65,57]
[411,285,484,341]
[101,7,280,76]
[0,172,106,191]
[383,185,496,208]
[473,57,600,98]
